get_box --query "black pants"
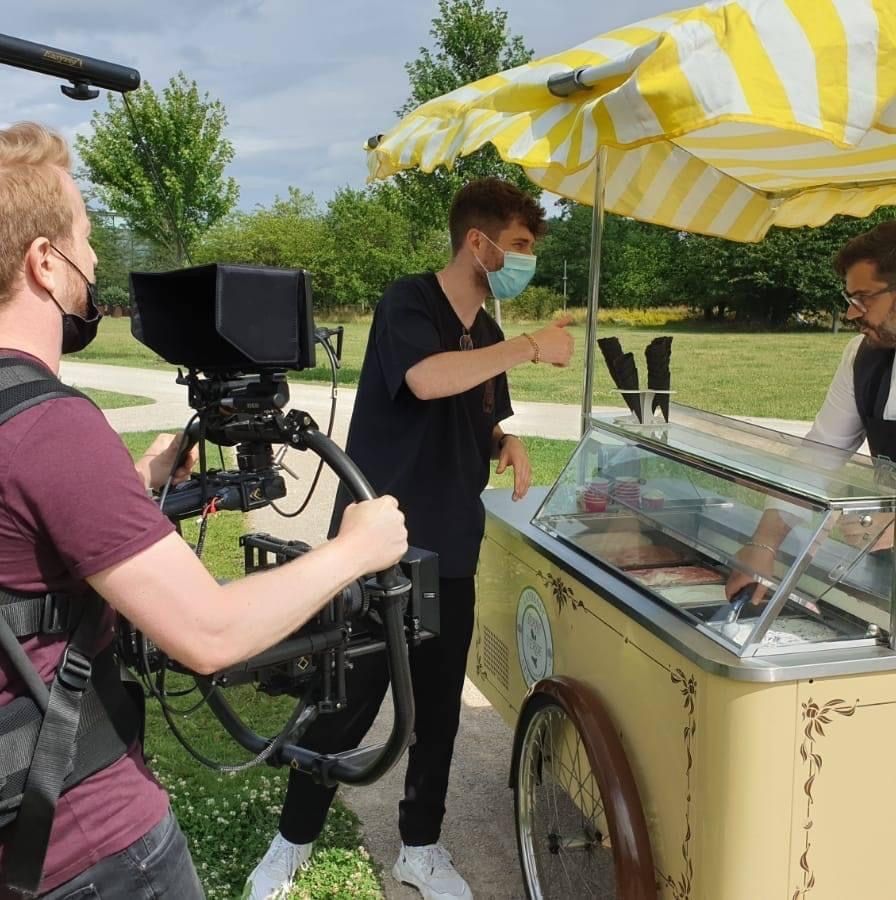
[279,576,475,847]
[40,809,204,899]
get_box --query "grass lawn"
[121,431,382,900]
[79,387,153,409]
[489,435,578,491]
[501,324,854,419]
[79,317,854,421]
[72,319,171,371]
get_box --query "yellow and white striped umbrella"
[368,0,896,242]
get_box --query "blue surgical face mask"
[476,232,536,301]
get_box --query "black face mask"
[48,245,102,354]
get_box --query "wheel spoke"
[516,702,618,900]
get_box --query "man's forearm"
[91,531,376,675]
[406,337,533,400]
[750,508,794,549]
[205,536,375,671]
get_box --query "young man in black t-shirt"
[247,178,575,900]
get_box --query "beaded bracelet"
[745,540,776,555]
[521,332,540,364]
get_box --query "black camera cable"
[270,332,341,518]
[155,410,222,559]
[133,627,295,770]
[156,411,202,514]
[135,412,215,712]
[153,670,316,773]
[136,635,208,713]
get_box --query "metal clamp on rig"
[365,577,414,600]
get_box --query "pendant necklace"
[436,272,474,351]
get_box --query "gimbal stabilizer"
[120,264,439,783]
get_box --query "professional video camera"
[117,262,439,784]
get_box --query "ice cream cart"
[365,2,896,896]
[474,404,896,899]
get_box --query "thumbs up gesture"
[531,315,575,367]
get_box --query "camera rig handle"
[194,415,416,787]
[282,424,415,785]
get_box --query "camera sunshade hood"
[130,263,316,372]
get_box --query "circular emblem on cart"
[516,587,554,688]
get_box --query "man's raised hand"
[532,315,575,367]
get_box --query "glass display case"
[532,404,896,657]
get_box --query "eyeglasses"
[841,285,896,313]
[459,330,473,351]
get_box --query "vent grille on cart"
[483,626,509,689]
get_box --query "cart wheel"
[512,678,656,900]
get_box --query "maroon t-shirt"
[0,351,173,895]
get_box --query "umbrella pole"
[580,146,608,436]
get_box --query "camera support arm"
[197,411,416,787]
[281,418,416,785]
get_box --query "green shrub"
[597,306,696,327]
[101,284,130,312]
[497,285,565,322]
[550,305,697,328]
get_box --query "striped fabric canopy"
[367,0,896,242]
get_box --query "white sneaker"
[242,833,312,900]
[392,843,474,900]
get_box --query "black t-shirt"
[335,273,513,577]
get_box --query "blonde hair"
[0,122,74,305]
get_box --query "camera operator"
[0,122,407,899]
[249,178,574,900]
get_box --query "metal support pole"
[580,147,608,436]
[889,531,896,650]
[563,259,568,310]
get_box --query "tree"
[394,0,538,233]
[194,184,450,311]
[318,184,450,311]
[534,202,683,308]
[534,200,896,324]
[195,189,324,267]
[671,207,896,325]
[195,187,332,302]
[600,219,681,308]
[76,73,239,266]
[88,210,169,309]
[532,201,592,305]
[87,211,130,297]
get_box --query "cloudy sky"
[0,0,675,210]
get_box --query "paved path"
[59,361,821,899]
[60,360,817,441]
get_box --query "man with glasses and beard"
[247,178,575,900]
[727,220,896,603]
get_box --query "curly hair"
[448,177,546,255]
[834,220,896,283]
[0,122,73,305]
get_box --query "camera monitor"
[130,263,316,372]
